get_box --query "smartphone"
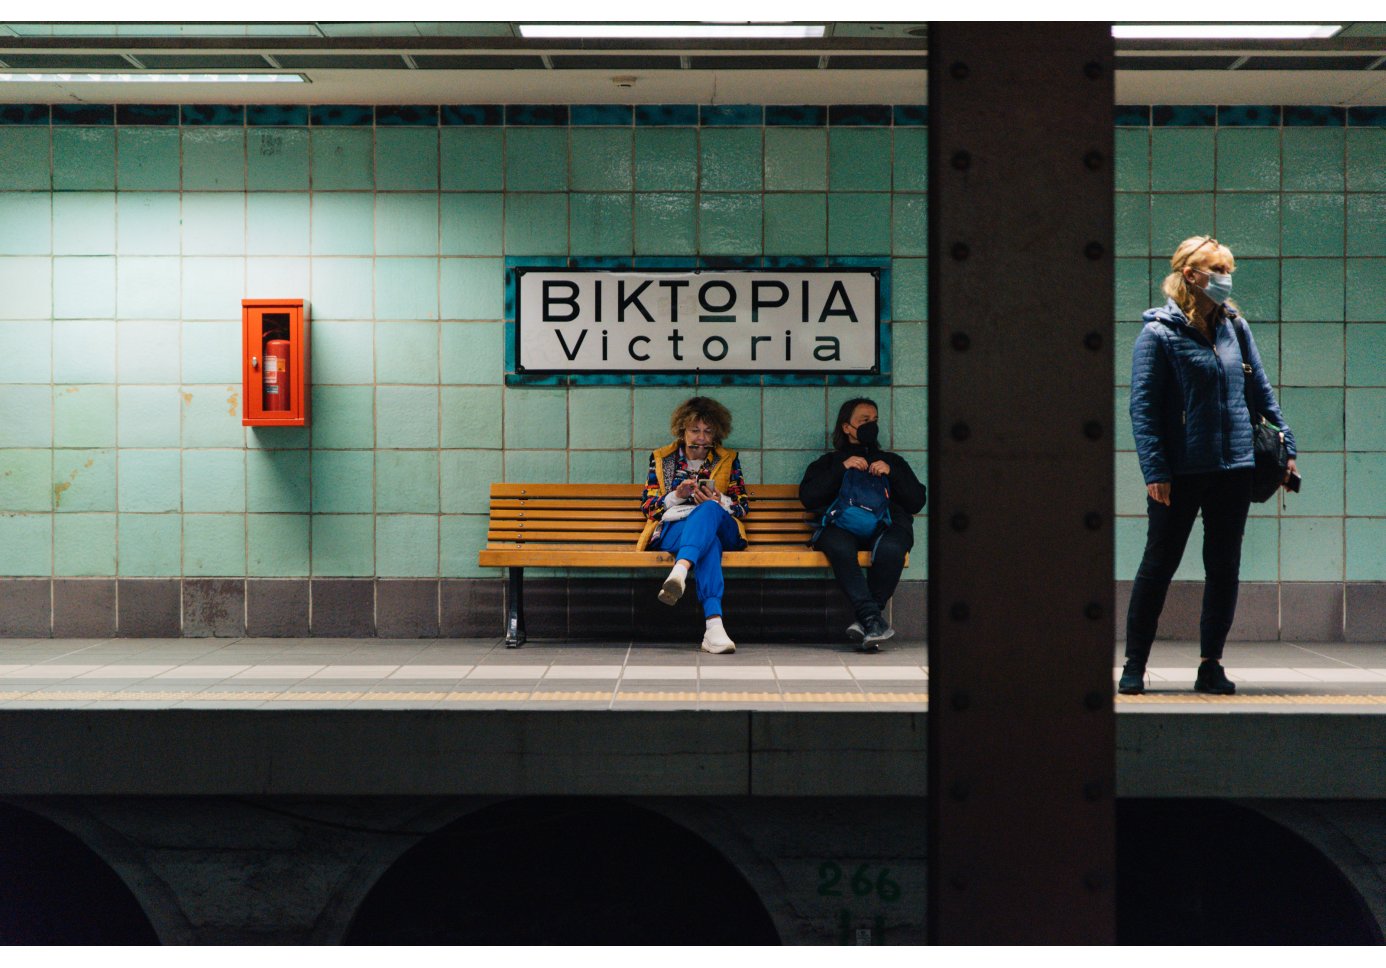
[1286,471,1302,493]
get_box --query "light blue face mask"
[1194,270,1233,305]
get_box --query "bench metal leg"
[505,567,526,648]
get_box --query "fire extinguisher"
[263,339,290,411]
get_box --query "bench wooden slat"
[480,549,877,568]
[490,508,811,521]
[490,482,803,498]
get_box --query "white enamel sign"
[514,268,880,373]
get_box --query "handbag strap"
[1230,316,1261,424]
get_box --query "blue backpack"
[819,468,892,540]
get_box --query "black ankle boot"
[1194,660,1236,695]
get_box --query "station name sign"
[514,268,880,374]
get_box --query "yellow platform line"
[3,688,1385,706]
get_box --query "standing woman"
[637,397,750,654]
[1123,236,1297,695]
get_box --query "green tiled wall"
[0,106,927,580]
[1115,113,1386,584]
[1,106,1383,585]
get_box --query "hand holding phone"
[1286,470,1302,493]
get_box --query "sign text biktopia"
[514,268,880,373]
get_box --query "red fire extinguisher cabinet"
[242,299,310,427]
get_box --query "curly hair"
[1162,235,1237,330]
[669,396,733,444]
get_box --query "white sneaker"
[701,624,736,654]
[658,568,686,606]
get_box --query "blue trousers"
[655,502,744,617]
[1125,469,1252,663]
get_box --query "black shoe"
[1194,660,1236,695]
[846,621,865,643]
[859,615,894,653]
[1118,660,1146,695]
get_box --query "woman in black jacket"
[799,398,927,651]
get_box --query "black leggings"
[814,521,914,623]
[1125,469,1253,663]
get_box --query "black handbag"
[1232,320,1289,504]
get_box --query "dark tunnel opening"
[0,802,159,945]
[1116,799,1383,945]
[345,797,781,944]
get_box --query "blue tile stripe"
[0,104,49,124]
[247,104,309,126]
[1348,107,1386,127]
[115,104,179,126]
[635,104,698,126]
[376,104,438,126]
[505,104,569,126]
[1114,105,1151,126]
[51,103,113,125]
[766,105,827,126]
[1217,105,1280,126]
[441,104,503,125]
[701,104,763,126]
[570,104,633,126]
[181,104,245,126]
[9,101,1386,133]
[310,104,373,126]
[1283,105,1346,126]
[1152,105,1216,126]
[829,104,893,126]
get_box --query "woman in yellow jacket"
[638,397,750,653]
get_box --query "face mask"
[855,421,880,449]
[1193,270,1233,305]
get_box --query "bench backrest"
[485,483,815,552]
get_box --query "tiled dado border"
[1,577,1383,641]
[4,103,1386,128]
[0,103,930,127]
[0,576,925,641]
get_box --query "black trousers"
[814,521,914,623]
[1124,469,1253,664]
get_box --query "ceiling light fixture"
[0,72,308,83]
[1112,24,1342,40]
[519,24,825,39]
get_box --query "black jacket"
[799,445,927,527]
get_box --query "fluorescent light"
[519,24,825,39]
[1113,24,1342,40]
[0,73,308,83]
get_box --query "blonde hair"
[1162,235,1237,327]
[669,396,733,444]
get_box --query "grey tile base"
[53,579,116,638]
[183,579,246,637]
[2,576,1383,641]
[1281,583,1343,642]
[311,580,374,637]
[0,579,51,637]
[1346,584,1386,642]
[246,580,310,637]
[441,579,502,637]
[377,580,438,638]
[117,579,181,637]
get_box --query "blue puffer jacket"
[1130,299,1296,485]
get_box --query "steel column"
[926,23,1116,942]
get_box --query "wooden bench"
[479,482,902,647]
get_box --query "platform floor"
[1,637,1385,711]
